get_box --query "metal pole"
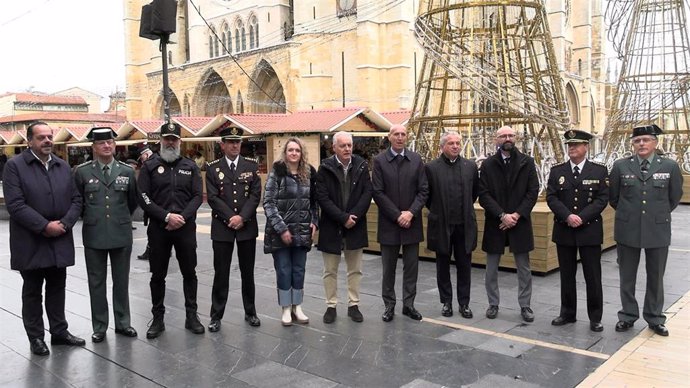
[161,33,171,123]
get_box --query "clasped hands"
[499,212,520,231]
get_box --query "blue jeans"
[273,247,308,306]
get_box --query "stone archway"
[158,90,182,118]
[196,69,233,116]
[248,59,286,113]
[565,82,580,125]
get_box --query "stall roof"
[380,110,411,125]
[174,117,214,136]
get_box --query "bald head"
[495,125,517,153]
[388,124,408,153]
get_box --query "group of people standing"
[2,120,683,357]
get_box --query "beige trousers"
[322,249,363,308]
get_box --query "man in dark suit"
[2,121,85,355]
[74,128,139,342]
[315,131,373,323]
[425,132,479,319]
[206,125,262,331]
[478,126,539,322]
[546,129,608,332]
[609,124,683,336]
[372,124,429,322]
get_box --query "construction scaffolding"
[604,0,690,173]
[408,0,570,174]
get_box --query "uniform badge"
[566,130,575,139]
[157,166,165,174]
[89,179,94,183]
[216,168,220,172]
[558,176,565,185]
[219,172,225,180]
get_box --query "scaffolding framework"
[604,0,690,173]
[408,0,570,172]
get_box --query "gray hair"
[439,131,461,147]
[332,131,352,145]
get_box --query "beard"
[500,141,514,152]
[160,144,180,163]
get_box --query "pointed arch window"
[249,15,259,49]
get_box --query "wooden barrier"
[365,201,616,274]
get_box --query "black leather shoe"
[615,320,634,332]
[146,317,165,339]
[137,246,150,260]
[323,307,337,324]
[348,305,363,322]
[486,305,499,319]
[51,332,86,346]
[590,322,604,332]
[649,324,669,336]
[185,314,205,334]
[30,338,49,356]
[208,319,221,332]
[551,316,576,326]
[245,314,261,327]
[402,306,422,321]
[459,305,473,319]
[381,306,395,322]
[115,327,138,337]
[441,303,453,317]
[91,332,106,343]
[521,307,535,322]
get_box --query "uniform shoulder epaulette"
[589,160,606,167]
[76,161,94,169]
[244,157,258,164]
[552,161,569,167]
[207,158,221,166]
[116,160,134,169]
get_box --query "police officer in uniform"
[137,145,156,260]
[610,124,683,337]
[75,127,139,342]
[137,123,204,338]
[546,129,608,332]
[206,126,262,331]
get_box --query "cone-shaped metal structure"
[604,0,690,172]
[408,0,569,165]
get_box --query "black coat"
[315,155,373,254]
[425,155,479,255]
[546,160,609,246]
[372,148,429,245]
[478,150,539,254]
[3,150,82,271]
[263,162,319,253]
[206,156,261,242]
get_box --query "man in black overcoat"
[546,129,608,332]
[372,124,429,322]
[425,131,479,319]
[478,126,539,322]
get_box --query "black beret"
[631,124,663,138]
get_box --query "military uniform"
[610,151,683,328]
[206,153,261,325]
[546,131,608,328]
[74,128,138,337]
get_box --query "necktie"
[573,165,580,179]
[103,165,110,180]
[230,162,236,178]
[504,157,511,166]
[641,159,649,174]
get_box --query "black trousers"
[210,239,257,320]
[436,224,471,305]
[556,244,603,323]
[381,243,419,308]
[20,267,69,340]
[148,221,198,318]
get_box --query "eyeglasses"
[497,134,516,139]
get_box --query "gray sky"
[0,0,125,108]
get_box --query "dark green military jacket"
[609,154,684,248]
[75,160,138,249]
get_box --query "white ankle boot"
[281,307,293,326]
[292,305,309,324]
